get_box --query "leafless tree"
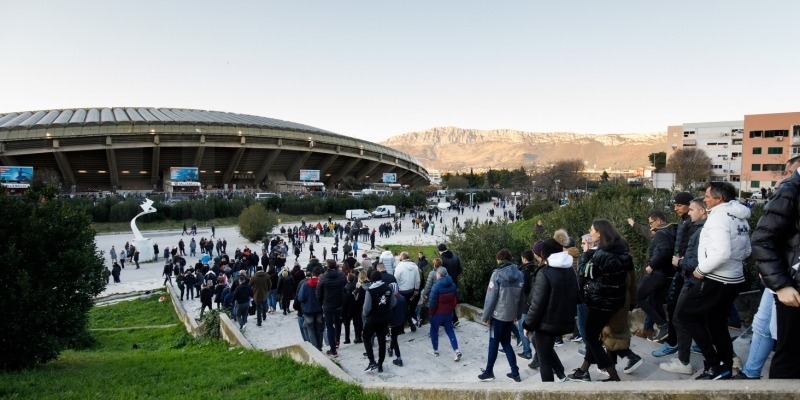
[532,159,585,199]
[665,148,712,190]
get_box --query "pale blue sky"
[1,1,797,141]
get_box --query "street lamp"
[531,181,536,201]
[511,191,521,207]
[554,179,561,202]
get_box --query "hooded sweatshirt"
[696,200,752,284]
[297,277,322,314]
[379,251,395,274]
[481,259,526,322]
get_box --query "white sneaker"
[428,350,440,357]
[454,351,462,361]
[594,366,609,377]
[659,357,693,375]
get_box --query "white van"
[255,192,279,200]
[372,205,396,218]
[346,209,372,221]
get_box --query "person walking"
[362,270,396,373]
[297,267,325,350]
[232,275,253,330]
[119,248,126,269]
[438,244,463,326]
[182,222,188,236]
[110,246,117,265]
[251,266,271,326]
[523,238,578,382]
[277,269,295,314]
[567,219,631,382]
[162,261,173,286]
[111,262,121,283]
[153,243,159,262]
[388,285,407,367]
[184,270,197,300]
[179,239,186,256]
[176,271,185,300]
[317,259,347,357]
[393,252,421,332]
[133,251,140,269]
[427,266,461,361]
[478,249,527,382]
[200,281,214,318]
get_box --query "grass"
[381,244,439,264]
[0,291,383,399]
[89,291,176,329]
[91,214,345,233]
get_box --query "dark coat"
[342,280,358,318]
[678,219,706,286]
[583,239,633,312]
[250,271,271,302]
[439,250,463,284]
[523,264,578,336]
[752,171,800,291]
[277,275,295,300]
[316,268,347,310]
[647,223,677,276]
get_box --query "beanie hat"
[541,238,564,260]
[437,243,447,252]
[532,240,545,258]
[674,192,694,206]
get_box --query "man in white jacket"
[678,182,750,380]
[394,252,421,332]
[379,250,396,275]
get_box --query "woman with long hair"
[568,219,632,382]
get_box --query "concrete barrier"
[219,313,254,350]
[264,342,355,383]
[362,380,800,399]
[166,285,204,336]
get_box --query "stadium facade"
[0,107,429,192]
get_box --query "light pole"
[554,179,561,202]
[614,163,618,184]
[467,192,475,206]
[511,191,521,207]
[531,181,536,201]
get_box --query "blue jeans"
[235,301,249,328]
[323,308,342,352]
[576,303,588,343]
[154,254,158,262]
[485,318,519,376]
[517,313,532,357]
[429,313,459,352]
[268,289,277,310]
[256,301,267,325]
[303,313,324,350]
[297,315,308,342]
[742,290,774,378]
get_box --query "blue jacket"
[297,278,323,315]
[429,275,458,315]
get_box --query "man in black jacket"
[751,154,800,379]
[637,211,676,342]
[438,243,463,326]
[317,259,347,357]
[233,275,253,330]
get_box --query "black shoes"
[649,324,670,343]
[393,358,403,367]
[364,363,377,372]
[695,365,731,380]
[567,368,591,382]
[377,365,384,373]
[623,354,643,374]
[507,373,521,383]
[478,369,495,381]
[731,371,760,380]
[527,358,540,369]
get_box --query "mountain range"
[380,127,667,173]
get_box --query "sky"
[1,1,798,142]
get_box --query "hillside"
[380,127,667,173]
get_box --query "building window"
[768,147,784,155]
[732,152,742,157]
[673,132,678,137]
[765,130,788,138]
[753,147,762,154]
[751,181,760,188]
[752,164,761,171]
[762,164,786,172]
[772,181,777,187]
[750,131,763,138]
[731,176,741,182]
[732,139,743,145]
[793,147,800,155]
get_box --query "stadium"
[0,108,429,194]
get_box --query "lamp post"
[614,163,618,184]
[511,191,521,207]
[554,179,561,203]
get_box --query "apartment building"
[428,169,442,186]
[741,112,800,191]
[668,120,744,189]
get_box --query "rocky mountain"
[380,127,667,173]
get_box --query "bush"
[521,200,555,220]
[447,221,528,308]
[0,187,106,371]
[238,204,279,243]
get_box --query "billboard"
[299,169,320,181]
[0,166,33,182]
[169,167,199,181]
[382,173,397,183]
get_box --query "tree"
[238,204,279,242]
[30,167,63,192]
[531,159,585,199]
[649,152,667,173]
[447,175,468,189]
[1,186,106,371]
[665,148,712,189]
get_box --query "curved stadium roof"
[0,107,428,189]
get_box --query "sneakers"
[326,350,338,358]
[567,368,591,382]
[649,324,670,343]
[595,367,609,377]
[691,344,702,354]
[652,342,678,358]
[410,324,417,332]
[427,349,440,357]
[454,351,462,362]
[570,334,583,342]
[528,358,539,369]
[695,365,731,380]
[623,354,643,374]
[555,374,568,382]
[364,363,378,372]
[731,371,760,379]
[453,320,460,328]
[393,358,403,367]
[478,369,495,381]
[507,373,521,383]
[659,358,693,375]
[554,338,564,347]
[517,352,532,360]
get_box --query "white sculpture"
[131,199,157,262]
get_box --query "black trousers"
[389,325,403,358]
[771,299,800,379]
[363,318,388,366]
[343,314,354,341]
[637,273,670,327]
[534,331,565,382]
[583,307,617,370]
[678,279,744,370]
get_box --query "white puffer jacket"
[696,200,752,284]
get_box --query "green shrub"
[238,204,278,243]
[0,187,106,371]
[521,200,555,220]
